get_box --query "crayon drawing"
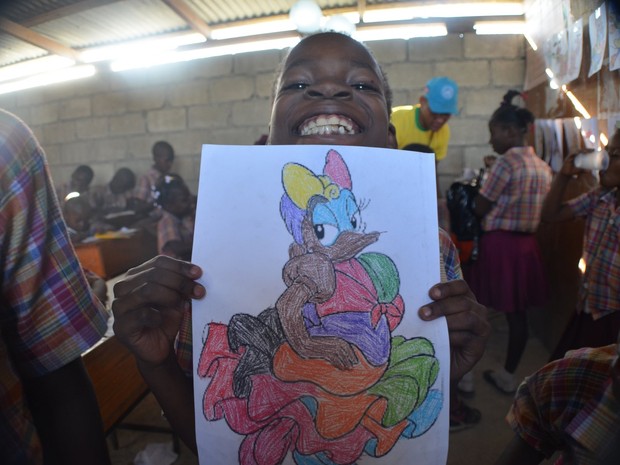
[192,145,448,465]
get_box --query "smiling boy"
[112,32,489,455]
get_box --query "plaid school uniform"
[0,110,108,464]
[469,146,552,313]
[479,146,553,233]
[566,187,620,320]
[507,344,620,464]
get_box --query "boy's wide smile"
[297,114,360,137]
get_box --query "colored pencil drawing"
[196,149,442,465]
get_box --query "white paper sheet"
[191,144,450,465]
[588,6,607,77]
[609,4,620,71]
[565,19,583,83]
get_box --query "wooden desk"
[82,336,149,434]
[74,230,157,279]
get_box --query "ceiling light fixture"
[110,36,300,72]
[355,23,448,41]
[0,65,96,95]
[363,2,524,23]
[0,55,75,84]
[80,32,206,63]
[289,0,323,34]
[210,19,297,40]
[323,14,357,35]
[473,21,525,35]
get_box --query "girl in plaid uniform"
[470,90,553,394]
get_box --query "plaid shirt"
[98,184,134,212]
[134,166,162,202]
[175,228,463,376]
[157,210,195,256]
[0,110,108,464]
[479,146,552,233]
[507,345,620,464]
[566,187,619,320]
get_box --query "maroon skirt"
[468,230,548,313]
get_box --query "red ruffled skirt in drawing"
[198,323,421,465]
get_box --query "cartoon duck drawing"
[198,149,442,465]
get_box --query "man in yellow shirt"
[391,76,459,162]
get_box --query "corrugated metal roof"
[0,0,523,69]
[33,0,190,49]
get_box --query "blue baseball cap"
[424,77,459,114]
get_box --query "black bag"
[446,176,482,263]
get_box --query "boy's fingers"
[427,280,471,303]
[114,262,204,299]
[112,281,190,316]
[123,255,201,279]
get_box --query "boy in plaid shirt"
[0,110,110,464]
[495,329,620,465]
[542,127,620,360]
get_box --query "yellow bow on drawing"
[282,163,340,210]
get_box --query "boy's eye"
[282,82,309,91]
[351,83,379,92]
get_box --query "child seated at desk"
[154,174,195,261]
[63,194,113,243]
[61,195,110,305]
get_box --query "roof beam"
[0,18,80,61]
[163,0,212,38]
[20,0,123,27]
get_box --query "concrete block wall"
[0,33,524,196]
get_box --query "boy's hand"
[112,255,205,367]
[560,151,591,177]
[418,279,490,381]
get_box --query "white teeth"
[299,115,358,136]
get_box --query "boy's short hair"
[402,143,434,154]
[62,195,92,221]
[272,32,393,116]
[73,164,94,183]
[152,140,174,160]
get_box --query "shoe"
[449,401,481,432]
[457,371,475,398]
[483,369,516,395]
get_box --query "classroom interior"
[1,0,618,464]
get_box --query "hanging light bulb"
[289,0,323,34]
[324,14,356,35]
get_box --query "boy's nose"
[306,82,351,100]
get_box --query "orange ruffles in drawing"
[198,323,440,465]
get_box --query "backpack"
[446,175,482,263]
